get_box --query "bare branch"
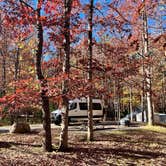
[19,0,35,11]
[109,4,130,23]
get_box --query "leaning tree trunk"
[142,2,153,126]
[87,0,94,142]
[36,6,52,152]
[58,0,72,151]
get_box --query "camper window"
[79,103,88,110]
[92,103,102,110]
[79,102,102,110]
[69,103,77,110]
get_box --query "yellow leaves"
[19,56,23,61]
[94,82,101,89]
[18,42,24,49]
[28,66,35,74]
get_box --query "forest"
[0,0,166,165]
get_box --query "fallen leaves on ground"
[0,126,166,166]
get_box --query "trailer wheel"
[54,114,62,125]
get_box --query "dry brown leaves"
[0,127,166,166]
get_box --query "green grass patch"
[141,125,166,134]
[109,130,128,135]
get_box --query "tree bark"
[113,80,117,121]
[141,56,145,122]
[0,30,7,97]
[14,48,20,122]
[117,81,121,122]
[15,48,20,83]
[141,91,145,122]
[0,14,6,96]
[129,86,133,122]
[58,0,72,151]
[87,0,94,142]
[1,52,6,96]
[103,76,108,121]
[36,6,52,152]
[142,1,154,125]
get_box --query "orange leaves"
[42,58,59,70]
[73,0,80,7]
[0,78,40,113]
[44,0,63,16]
[39,16,47,22]
[47,73,68,83]
[0,97,6,103]
[153,33,166,51]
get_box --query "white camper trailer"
[51,98,103,125]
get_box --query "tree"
[141,0,154,125]
[0,17,7,97]
[35,0,52,151]
[58,0,73,151]
[0,0,52,151]
[87,0,94,142]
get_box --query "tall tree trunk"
[103,76,108,121]
[141,91,145,122]
[129,86,133,122]
[15,48,20,84]
[36,6,52,152]
[142,1,153,125]
[113,80,117,121]
[1,53,6,96]
[0,14,5,96]
[141,56,145,122]
[0,30,7,96]
[87,0,94,142]
[162,71,166,113]
[14,48,20,122]
[164,47,166,113]
[59,0,72,151]
[117,80,121,122]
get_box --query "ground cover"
[0,126,165,166]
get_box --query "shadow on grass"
[0,141,41,149]
[0,128,41,134]
[0,142,11,148]
[7,141,41,147]
[69,129,162,143]
[0,141,43,156]
[70,146,166,159]
[48,145,166,165]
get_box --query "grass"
[141,125,166,134]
